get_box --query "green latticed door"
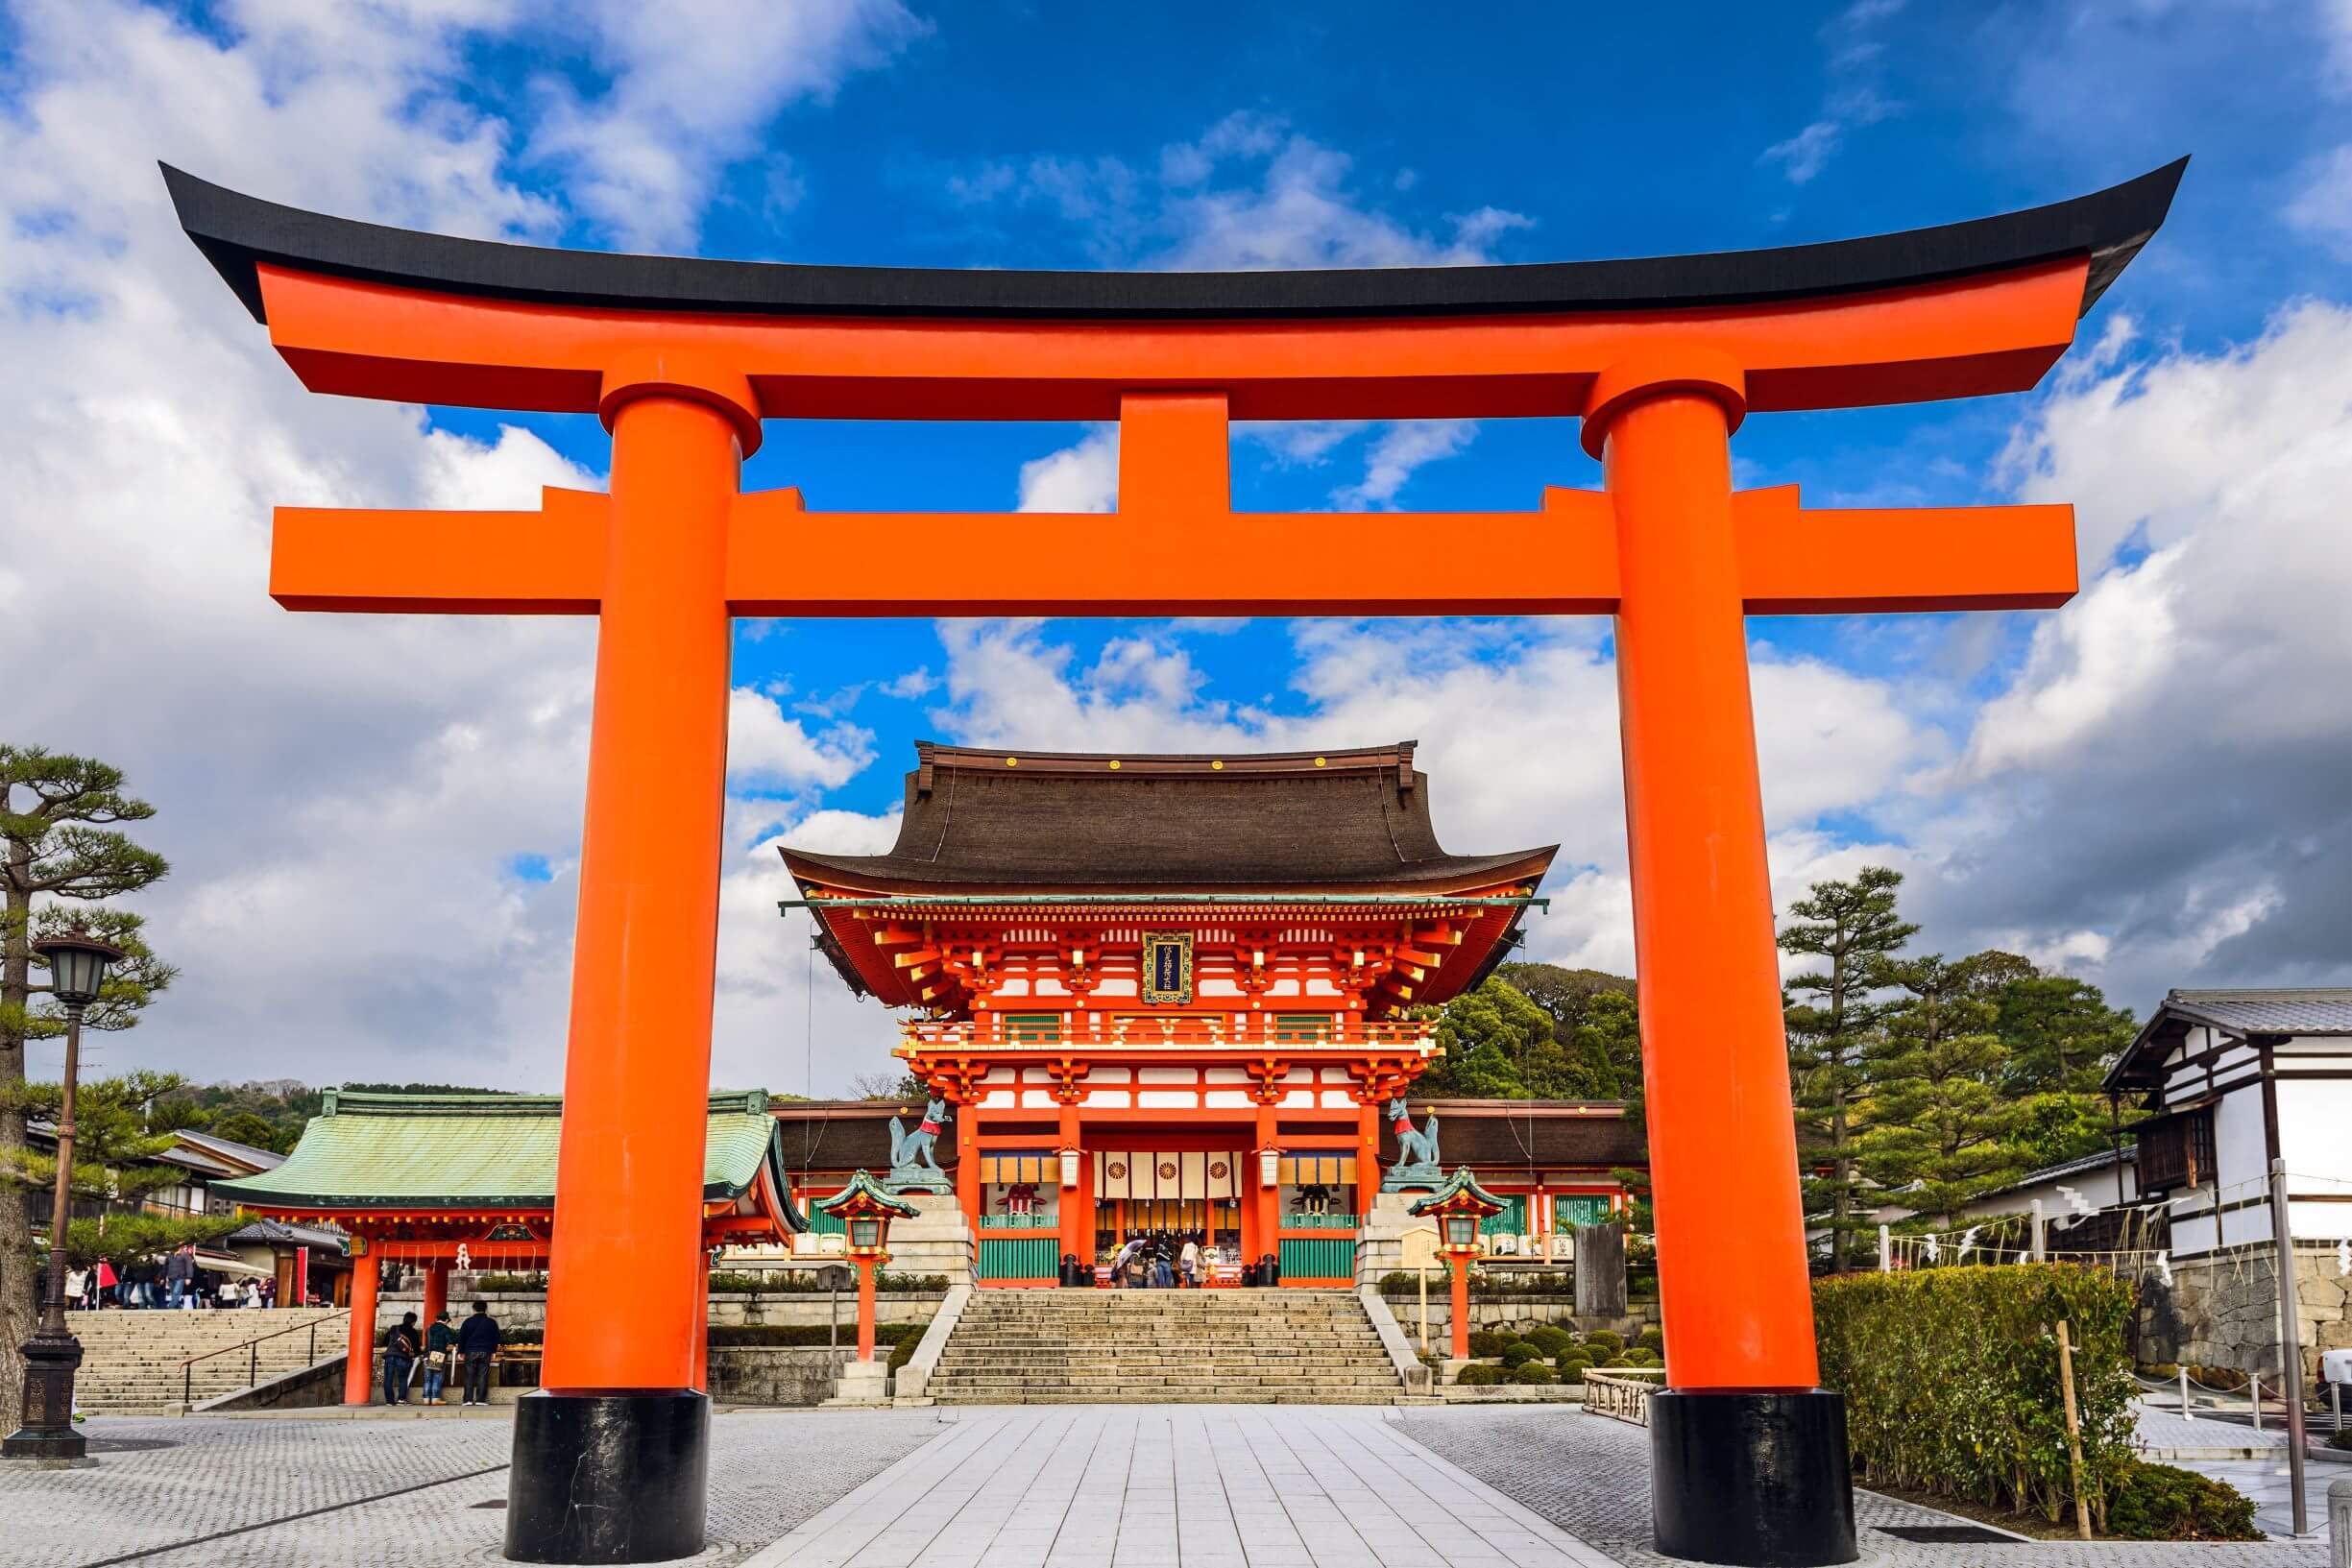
[1480,1194,1528,1237]
[1278,1237,1354,1281]
[978,1237,1057,1282]
[1554,1195,1610,1229]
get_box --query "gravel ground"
[0,1408,947,1568]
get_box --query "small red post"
[342,1252,379,1405]
[855,1257,878,1363]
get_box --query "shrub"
[706,1323,921,1348]
[1553,1358,1588,1383]
[886,1332,920,1374]
[1500,1342,1541,1368]
[1814,1265,2138,1527]
[2136,1362,2178,1380]
[472,1272,547,1292]
[1465,1330,1510,1359]
[1522,1326,1574,1358]
[1509,1363,1557,1386]
[1600,1356,1632,1368]
[2193,1364,2247,1391]
[1454,1363,1503,1387]
[1582,1329,1623,1355]
[1636,1326,1664,1354]
[2105,1460,2262,1541]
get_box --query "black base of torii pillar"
[504,1390,709,1564]
[1652,1390,1855,1567]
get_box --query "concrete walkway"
[744,1407,1617,1568]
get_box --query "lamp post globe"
[5,927,127,1462]
[34,929,123,1008]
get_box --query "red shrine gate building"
[780,739,1640,1284]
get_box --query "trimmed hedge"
[2106,1461,2262,1541]
[1500,1342,1541,1368]
[1582,1329,1622,1355]
[1522,1326,1574,1358]
[707,1322,922,1348]
[1553,1358,1588,1383]
[1509,1363,1557,1385]
[1454,1364,1503,1387]
[1465,1330,1510,1359]
[1814,1265,2138,1527]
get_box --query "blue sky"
[6,0,2352,1093]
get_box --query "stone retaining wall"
[2134,1244,2352,1380]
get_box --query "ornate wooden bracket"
[911,1055,988,1106]
[1242,1056,1290,1106]
[1044,1056,1092,1106]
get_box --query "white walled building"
[2107,989,2352,1255]
[2106,988,2352,1373]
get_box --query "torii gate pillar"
[163,156,2184,1568]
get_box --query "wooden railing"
[1582,1367,1667,1426]
[899,1015,1435,1052]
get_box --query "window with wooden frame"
[2135,1104,2215,1194]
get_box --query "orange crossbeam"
[267,484,2073,619]
[271,486,607,613]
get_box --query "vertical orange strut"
[1448,1254,1471,1362]
[343,1253,379,1405]
[855,1258,878,1363]
[540,394,739,1392]
[1605,388,1821,1392]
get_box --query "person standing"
[423,1311,455,1404]
[1179,1235,1201,1290]
[455,1300,499,1407]
[64,1265,86,1311]
[383,1312,422,1406]
[93,1256,117,1307]
[163,1242,194,1309]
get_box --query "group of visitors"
[62,1242,277,1309]
[380,1299,502,1407]
[1107,1230,1209,1288]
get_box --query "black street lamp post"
[4,927,124,1462]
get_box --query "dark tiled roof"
[2109,988,2352,1091]
[782,741,1554,895]
[2162,989,2352,1035]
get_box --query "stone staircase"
[926,1289,1406,1405]
[62,1307,351,1414]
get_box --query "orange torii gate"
[168,158,2181,1568]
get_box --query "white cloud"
[1016,426,1120,512]
[2286,143,2352,257]
[1898,300,2352,1001]
[727,688,874,789]
[0,0,913,1097]
[1761,122,1841,185]
[523,0,924,250]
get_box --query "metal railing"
[179,1309,350,1413]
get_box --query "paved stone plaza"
[0,1403,2340,1568]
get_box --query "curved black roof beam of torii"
[164,158,2186,327]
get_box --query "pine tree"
[18,1072,242,1266]
[1987,968,2139,1173]
[1,747,176,1424]
[1857,953,2016,1226]
[1779,866,1915,1272]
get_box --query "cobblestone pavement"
[1397,1407,2332,1567]
[745,1406,1618,1568]
[0,1408,944,1568]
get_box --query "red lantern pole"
[1449,1253,1471,1363]
[855,1257,878,1363]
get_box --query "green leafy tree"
[206,1110,298,1155]
[17,1072,240,1266]
[1497,962,1643,1102]
[1857,953,2018,1225]
[1779,867,1916,1272]
[1422,976,1632,1101]
[1988,969,2140,1174]
[1,747,176,1422]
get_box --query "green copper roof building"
[212,1088,798,1218]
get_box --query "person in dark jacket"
[455,1300,499,1407]
[383,1312,422,1405]
[162,1243,196,1309]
